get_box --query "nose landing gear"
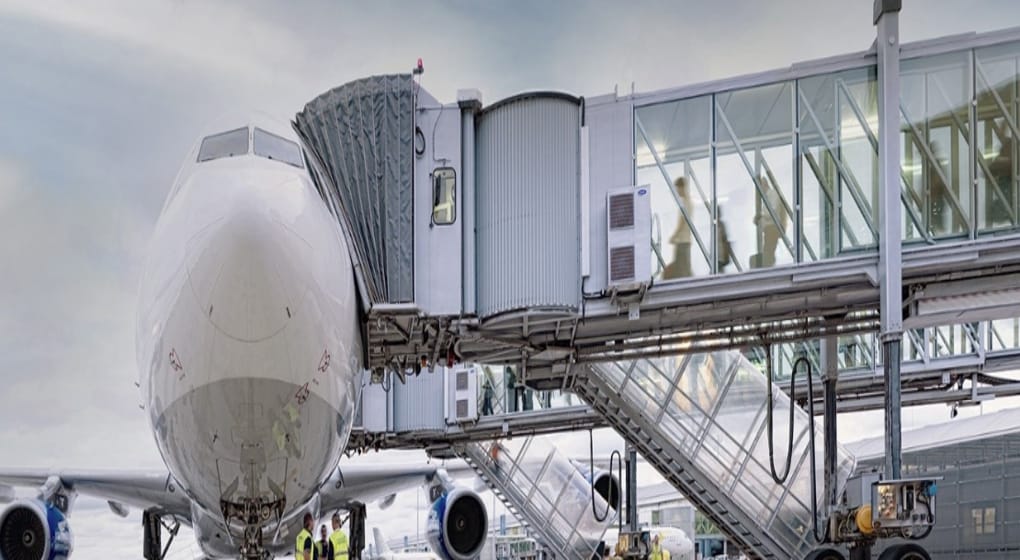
[221,496,286,559]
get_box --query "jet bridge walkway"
[295,26,1020,380]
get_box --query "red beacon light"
[413,58,424,75]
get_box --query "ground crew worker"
[296,513,315,560]
[318,524,332,560]
[330,512,349,560]
[650,534,670,560]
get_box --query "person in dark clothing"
[318,524,334,560]
[481,378,494,415]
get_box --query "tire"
[877,543,931,560]
[804,548,846,560]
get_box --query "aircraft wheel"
[804,548,845,560]
[877,543,931,560]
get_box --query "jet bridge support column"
[625,445,638,532]
[876,0,904,481]
[821,337,839,511]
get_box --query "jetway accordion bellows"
[475,93,581,318]
[294,74,415,304]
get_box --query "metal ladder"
[454,437,614,559]
[571,351,855,560]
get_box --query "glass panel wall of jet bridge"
[635,35,1020,280]
[635,95,715,279]
[636,70,881,279]
[975,40,1020,233]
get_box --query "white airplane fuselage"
[135,122,362,550]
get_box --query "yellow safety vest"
[330,529,349,560]
[296,528,313,560]
[650,543,664,560]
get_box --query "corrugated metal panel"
[476,95,581,317]
[391,371,445,432]
[294,74,414,304]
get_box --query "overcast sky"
[2,1,1020,558]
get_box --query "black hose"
[796,355,828,544]
[765,344,796,484]
[765,348,827,543]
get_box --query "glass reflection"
[976,40,1020,232]
[716,81,795,272]
[635,95,714,280]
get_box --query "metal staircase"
[571,351,856,560]
[454,437,615,559]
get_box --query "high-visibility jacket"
[296,528,313,560]
[330,529,349,560]
[650,543,665,560]
[315,539,323,559]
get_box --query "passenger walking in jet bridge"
[521,384,534,411]
[318,524,333,560]
[297,513,315,560]
[716,207,733,273]
[663,177,693,279]
[481,378,494,415]
[989,135,1016,227]
[755,175,788,268]
[331,512,350,560]
[505,366,518,413]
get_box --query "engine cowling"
[0,500,73,560]
[426,487,487,560]
[570,460,621,511]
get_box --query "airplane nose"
[184,196,310,342]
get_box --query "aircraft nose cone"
[185,197,310,341]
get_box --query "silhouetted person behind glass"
[755,175,788,268]
[663,177,693,279]
[717,207,734,273]
[989,136,1015,227]
[504,366,517,413]
[481,378,494,416]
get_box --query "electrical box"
[360,372,392,433]
[606,186,652,289]
[871,478,937,533]
[446,365,479,424]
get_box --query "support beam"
[876,0,904,480]
[625,445,639,532]
[821,337,839,510]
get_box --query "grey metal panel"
[391,371,446,432]
[475,95,581,317]
[294,74,414,304]
[585,98,636,293]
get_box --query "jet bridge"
[296,14,1020,560]
[295,26,1020,380]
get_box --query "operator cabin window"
[432,168,456,225]
[197,127,249,162]
[253,127,304,168]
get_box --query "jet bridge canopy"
[295,74,415,304]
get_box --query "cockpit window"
[197,127,249,162]
[253,128,304,168]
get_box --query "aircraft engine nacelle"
[0,499,73,560]
[570,460,622,511]
[425,486,487,560]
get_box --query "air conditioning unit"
[446,365,478,424]
[606,186,651,288]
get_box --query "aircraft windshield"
[197,127,249,162]
[253,127,304,168]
